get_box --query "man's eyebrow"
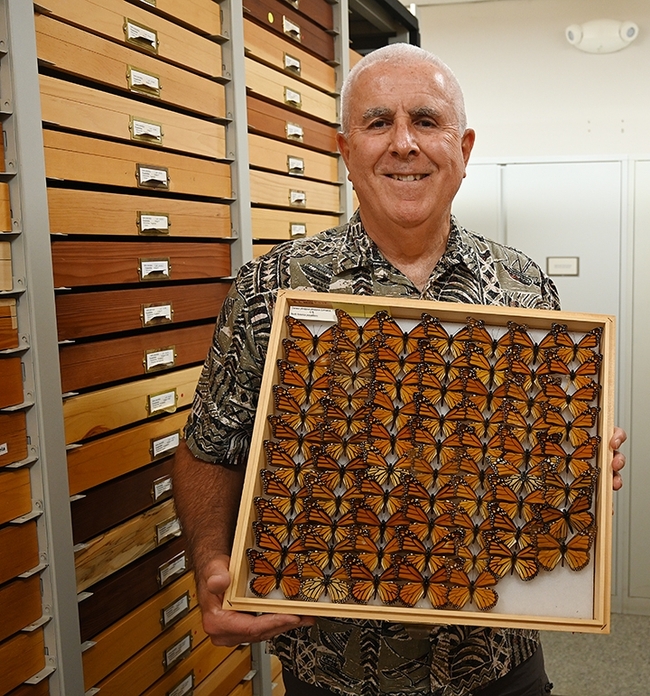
[362,106,393,121]
[409,106,441,120]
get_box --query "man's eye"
[369,119,389,128]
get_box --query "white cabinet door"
[452,163,502,243]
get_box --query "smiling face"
[337,59,475,241]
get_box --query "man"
[173,44,626,696]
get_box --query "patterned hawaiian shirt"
[184,212,560,696]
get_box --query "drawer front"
[0,240,12,291]
[0,630,45,696]
[39,0,223,78]
[350,48,363,68]
[40,75,226,158]
[247,96,337,154]
[47,188,231,238]
[83,572,198,689]
[36,14,225,119]
[0,576,41,643]
[251,208,338,240]
[43,130,230,198]
[277,0,333,31]
[51,240,230,288]
[0,412,28,468]
[0,469,30,526]
[55,281,230,340]
[0,357,23,409]
[5,681,49,696]
[243,0,334,62]
[246,58,337,125]
[63,365,200,444]
[75,498,179,592]
[250,170,340,213]
[78,535,187,642]
[125,0,222,38]
[0,522,39,585]
[192,646,252,696]
[249,133,339,183]
[0,183,11,232]
[243,19,335,94]
[60,322,214,393]
[71,456,174,544]
[0,298,18,350]
[67,410,187,495]
[229,681,254,696]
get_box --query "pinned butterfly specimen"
[529,403,600,447]
[273,386,326,432]
[419,314,456,356]
[268,416,326,459]
[402,503,441,545]
[397,478,454,517]
[396,560,450,609]
[447,568,499,611]
[488,483,546,522]
[405,532,461,574]
[485,427,565,470]
[538,495,595,539]
[282,340,332,382]
[299,530,358,570]
[536,376,601,417]
[438,481,488,518]
[255,498,297,544]
[294,504,345,544]
[371,363,423,404]
[488,400,531,444]
[264,441,314,487]
[491,374,539,418]
[277,361,332,406]
[445,371,491,411]
[543,471,596,508]
[311,451,366,489]
[481,512,543,550]
[319,397,371,437]
[358,478,406,516]
[260,470,309,515]
[486,457,545,496]
[439,423,485,466]
[442,399,493,439]
[436,510,484,547]
[557,437,601,477]
[285,315,338,356]
[331,333,378,370]
[498,322,540,365]
[348,558,400,604]
[248,550,301,598]
[329,359,374,392]
[367,386,415,431]
[343,534,390,572]
[537,531,594,572]
[254,524,307,566]
[536,352,602,389]
[361,310,419,355]
[336,506,408,545]
[305,473,365,517]
[456,543,490,574]
[393,448,438,490]
[318,426,369,462]
[372,340,412,374]
[452,316,500,358]
[365,420,415,458]
[486,539,539,581]
[437,449,483,488]
[539,324,602,365]
[363,449,411,488]
[327,383,372,412]
[297,556,350,602]
[404,343,450,382]
[400,394,445,437]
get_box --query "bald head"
[340,44,467,136]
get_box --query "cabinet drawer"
[248,96,337,154]
[0,576,41,644]
[278,0,333,31]
[251,208,338,240]
[72,456,174,544]
[5,681,49,696]
[36,14,225,119]
[0,469,31,525]
[229,681,254,696]
[246,58,337,125]
[43,130,230,198]
[79,535,187,642]
[192,645,252,696]
[243,0,334,62]
[0,630,45,696]
[0,522,39,585]
[38,0,223,78]
[47,188,231,238]
[123,0,222,38]
[0,241,11,291]
[55,281,229,341]
[0,412,28,468]
[250,170,340,213]
[244,19,335,94]
[60,322,214,392]
[40,75,226,158]
[0,357,23,409]
[0,298,18,350]
[52,240,230,288]
[0,184,10,232]
[67,410,187,495]
[249,133,338,183]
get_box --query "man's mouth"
[387,174,428,181]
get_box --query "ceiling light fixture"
[566,19,639,53]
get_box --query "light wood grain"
[121,0,222,37]
[251,208,338,240]
[0,241,12,291]
[0,183,11,231]
[250,170,340,213]
[191,645,252,696]
[0,298,18,350]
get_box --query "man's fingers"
[205,571,230,597]
[208,610,311,646]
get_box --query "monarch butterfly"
[336,506,408,545]
[491,375,539,418]
[536,376,601,417]
[367,386,414,431]
[278,361,333,406]
[255,498,297,544]
[343,534,389,572]
[331,332,377,370]
[539,324,602,366]
[481,512,543,550]
[311,451,366,490]
[538,494,594,539]
[299,530,357,571]
[419,314,456,356]
[297,556,350,602]
[447,568,499,611]
[365,420,415,458]
[393,448,438,490]
[264,440,313,487]
[488,483,546,522]
[557,437,600,477]
[260,470,308,515]
[273,386,326,433]
[305,475,365,517]
[248,550,301,598]
[402,503,440,545]
[269,416,326,460]
[358,477,406,516]
[329,359,374,392]
[319,397,372,437]
[396,560,450,608]
[294,503,344,543]
[283,340,332,382]
[445,372,491,411]
[371,364,423,404]
[487,539,539,581]
[327,383,372,413]
[404,343,450,382]
[319,427,369,462]
[498,322,540,364]
[436,510,484,547]
[438,481,488,518]
[372,340,412,373]
[543,471,596,508]
[285,315,338,357]
[537,530,594,572]
[456,543,491,574]
[485,427,565,470]
[530,403,599,448]
[407,533,462,574]
[452,317,499,358]
[440,423,485,466]
[348,558,400,604]
[486,457,545,496]
[254,524,307,566]
[361,311,418,356]
[362,449,410,488]
[488,401,531,444]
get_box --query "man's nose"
[390,121,420,157]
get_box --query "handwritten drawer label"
[290,222,307,238]
[137,165,169,189]
[145,347,176,372]
[148,389,177,415]
[156,516,182,545]
[167,671,194,696]
[289,190,306,207]
[142,303,173,326]
[283,53,301,74]
[131,118,163,144]
[128,67,161,96]
[124,19,158,53]
[290,305,337,322]
[152,474,174,502]
[0,443,7,456]
[284,87,302,108]
[287,156,305,175]
[161,591,190,629]
[151,431,181,461]
[163,632,192,671]
[139,213,170,235]
[282,16,301,42]
[140,258,171,281]
[159,551,187,587]
[286,122,304,141]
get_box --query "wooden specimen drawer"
[0,469,31,525]
[95,606,206,696]
[0,183,10,232]
[40,75,226,158]
[251,208,338,240]
[35,14,225,119]
[51,240,230,288]
[0,298,18,350]
[0,522,39,585]
[5,681,49,696]
[75,497,179,592]
[279,0,333,31]
[246,58,337,125]
[83,572,198,689]
[350,48,363,68]
[47,188,231,238]
[191,645,252,696]
[0,357,23,408]
[248,96,337,154]
[230,683,254,696]
[0,630,44,696]
[0,241,11,291]
[243,19,335,94]
[243,0,334,62]
[0,576,41,643]
[249,133,338,183]
[72,456,174,544]
[55,282,229,341]
[67,409,187,495]
[135,0,222,37]
[79,536,187,642]
[43,130,230,198]
[37,0,223,78]
[250,170,340,213]
[60,322,214,393]
[63,364,200,444]
[0,412,28,468]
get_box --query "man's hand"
[610,426,626,491]
[198,555,315,646]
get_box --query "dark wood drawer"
[0,522,39,585]
[0,576,41,643]
[0,630,45,696]
[0,298,18,350]
[0,357,22,409]
[0,412,28,468]
[0,469,31,526]
[191,646,252,696]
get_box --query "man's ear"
[336,131,350,167]
[461,128,476,167]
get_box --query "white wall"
[414,0,650,158]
